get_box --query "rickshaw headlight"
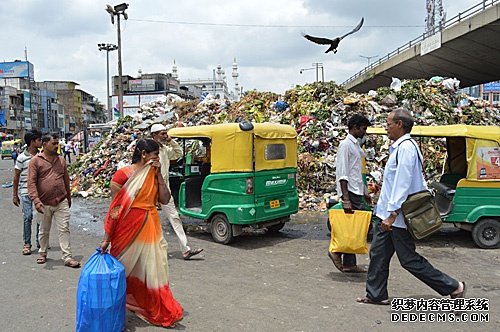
[246,177,254,194]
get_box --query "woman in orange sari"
[100,139,183,327]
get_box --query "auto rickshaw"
[1,139,22,159]
[168,122,299,244]
[367,124,500,249]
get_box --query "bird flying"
[303,17,364,54]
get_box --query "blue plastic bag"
[76,248,126,332]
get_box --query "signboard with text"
[421,33,442,56]
[483,82,500,92]
[0,61,34,79]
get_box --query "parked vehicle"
[1,139,22,159]
[367,124,500,249]
[168,122,299,244]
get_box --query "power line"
[128,18,424,29]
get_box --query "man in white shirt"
[357,109,465,305]
[151,124,203,260]
[329,114,371,273]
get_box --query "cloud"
[0,0,483,102]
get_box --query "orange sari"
[104,165,183,327]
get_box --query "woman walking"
[100,139,183,327]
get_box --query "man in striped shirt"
[13,129,43,255]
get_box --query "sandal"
[328,251,343,272]
[37,253,47,264]
[451,281,467,299]
[64,258,81,268]
[183,248,203,260]
[22,244,32,256]
[356,296,390,305]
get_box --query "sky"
[0,0,484,103]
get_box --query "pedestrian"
[11,143,19,165]
[13,129,43,255]
[100,139,183,327]
[73,141,80,156]
[329,114,372,273]
[356,108,465,305]
[150,123,203,260]
[28,133,80,268]
[63,141,72,163]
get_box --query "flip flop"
[183,248,203,260]
[328,251,343,272]
[451,281,467,299]
[356,297,390,305]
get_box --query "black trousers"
[365,223,459,301]
[337,192,364,267]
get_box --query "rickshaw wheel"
[210,214,233,244]
[472,218,500,249]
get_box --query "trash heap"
[69,77,500,210]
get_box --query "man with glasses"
[356,108,465,305]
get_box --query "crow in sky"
[303,17,364,54]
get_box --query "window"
[493,93,499,105]
[482,93,489,101]
[265,144,286,160]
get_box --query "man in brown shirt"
[28,133,80,268]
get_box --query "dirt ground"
[0,158,499,331]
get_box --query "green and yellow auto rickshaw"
[368,124,500,249]
[168,122,299,244]
[1,139,22,159]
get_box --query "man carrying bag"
[329,114,372,273]
[356,108,466,305]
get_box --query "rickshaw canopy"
[168,123,297,173]
[367,125,500,181]
[367,124,500,143]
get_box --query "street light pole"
[359,55,378,66]
[98,43,118,121]
[105,3,129,118]
[300,63,324,82]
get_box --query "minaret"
[232,57,240,101]
[172,60,178,79]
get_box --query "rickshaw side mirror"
[239,121,254,131]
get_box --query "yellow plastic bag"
[329,210,372,254]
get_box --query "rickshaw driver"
[150,124,203,260]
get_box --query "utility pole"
[105,3,129,118]
[98,43,118,121]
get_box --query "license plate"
[269,199,280,209]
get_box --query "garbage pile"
[69,77,500,211]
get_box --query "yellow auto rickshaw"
[168,122,299,244]
[368,124,500,248]
[1,139,22,159]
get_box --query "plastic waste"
[76,248,126,332]
[390,77,402,92]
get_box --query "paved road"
[0,158,499,331]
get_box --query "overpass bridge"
[342,0,500,93]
